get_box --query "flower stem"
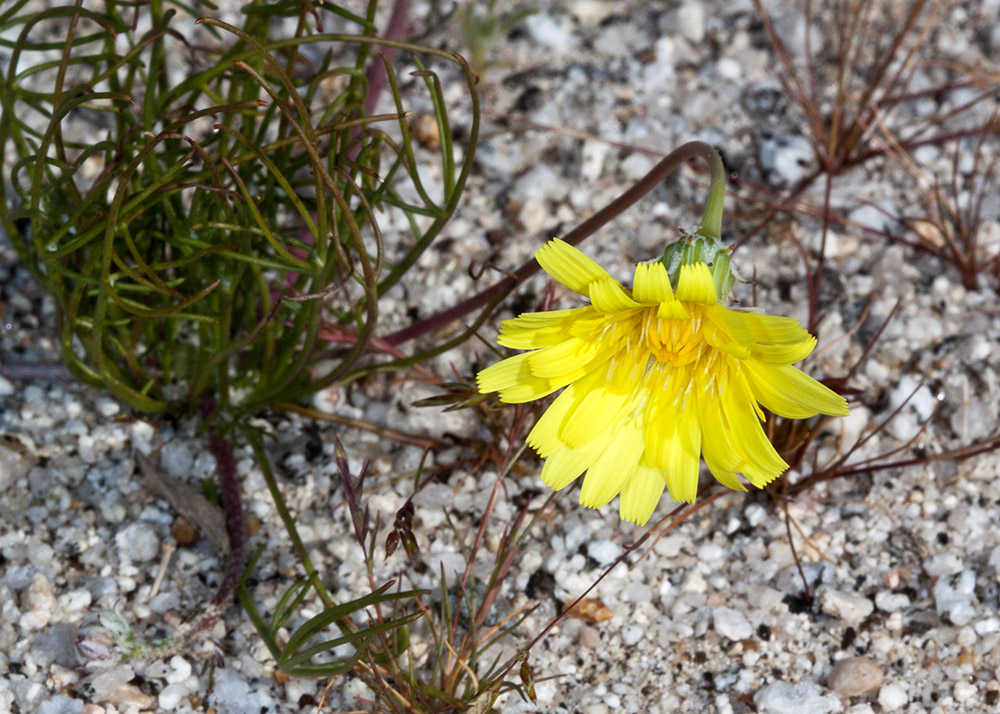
[697,144,726,240]
[382,140,727,347]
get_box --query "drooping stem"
[697,144,727,240]
[382,140,727,347]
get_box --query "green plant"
[0,0,482,688]
[0,0,478,416]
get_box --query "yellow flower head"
[477,239,849,526]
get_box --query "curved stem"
[382,140,725,348]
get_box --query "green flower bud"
[659,231,740,302]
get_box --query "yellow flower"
[477,239,849,526]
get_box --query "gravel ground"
[3,1,1000,713]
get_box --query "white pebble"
[822,590,874,625]
[754,681,841,714]
[623,582,652,603]
[160,441,194,478]
[37,695,84,714]
[697,543,726,562]
[925,551,964,576]
[932,569,977,625]
[587,539,623,567]
[525,13,574,51]
[96,398,120,417]
[974,618,1000,635]
[165,655,192,684]
[158,683,188,710]
[621,625,644,646]
[874,592,910,612]
[953,680,976,703]
[713,606,752,641]
[878,683,908,710]
[115,522,160,563]
[677,1,705,43]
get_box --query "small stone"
[37,696,84,714]
[0,433,37,491]
[115,522,159,562]
[20,574,56,630]
[821,590,874,625]
[565,598,614,624]
[827,657,883,697]
[877,683,907,711]
[587,539,623,566]
[677,1,705,43]
[92,666,138,702]
[30,622,80,669]
[158,683,189,710]
[953,680,976,703]
[160,441,193,478]
[149,591,180,614]
[874,592,910,612]
[621,625,643,646]
[932,569,977,625]
[165,655,192,684]
[172,516,198,547]
[577,623,602,649]
[974,618,1000,635]
[409,114,440,150]
[925,551,964,576]
[517,197,548,235]
[713,606,752,641]
[525,13,574,52]
[754,681,842,714]
[95,398,120,417]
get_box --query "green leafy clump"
[0,0,479,417]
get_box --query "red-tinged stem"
[197,399,247,633]
[382,141,725,347]
[364,0,411,118]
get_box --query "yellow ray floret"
[478,239,849,526]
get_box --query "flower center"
[641,308,705,367]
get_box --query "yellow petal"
[477,352,554,403]
[664,408,701,503]
[741,312,812,344]
[526,382,579,457]
[619,464,665,526]
[657,300,690,319]
[526,337,602,380]
[642,373,679,471]
[675,262,717,304]
[632,261,674,303]
[498,308,586,349]
[703,304,754,345]
[721,387,788,485]
[697,390,748,491]
[540,434,611,491]
[589,276,640,312]
[558,383,633,449]
[579,422,643,509]
[750,337,817,365]
[535,239,609,296]
[745,360,849,417]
